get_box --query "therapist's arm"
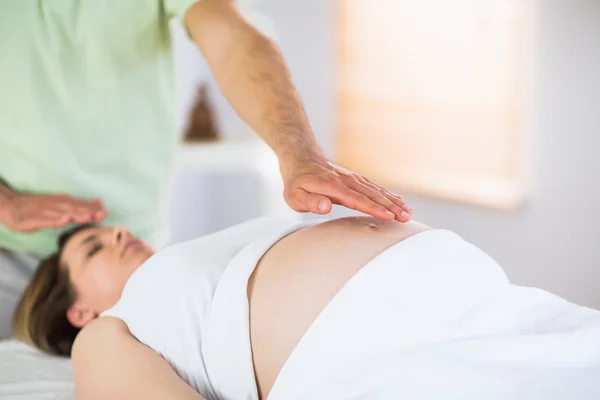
[72,318,204,400]
[183,0,413,223]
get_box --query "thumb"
[288,189,332,214]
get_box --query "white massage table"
[0,339,74,400]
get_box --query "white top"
[100,217,317,400]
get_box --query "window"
[336,0,531,210]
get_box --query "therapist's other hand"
[0,192,108,233]
[281,156,412,222]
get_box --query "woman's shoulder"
[72,317,131,358]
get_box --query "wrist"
[0,185,17,225]
[274,132,324,161]
[278,146,328,176]
[0,181,17,201]
[0,181,18,211]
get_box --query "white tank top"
[100,217,317,400]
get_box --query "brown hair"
[12,224,95,357]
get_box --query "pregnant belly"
[248,216,431,399]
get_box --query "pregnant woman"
[12,217,600,400]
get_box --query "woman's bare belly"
[247,216,431,399]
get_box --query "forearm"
[186,1,324,164]
[217,34,322,162]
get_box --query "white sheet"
[0,339,74,400]
[265,230,600,399]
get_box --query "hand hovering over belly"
[280,153,413,223]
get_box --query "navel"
[365,223,379,231]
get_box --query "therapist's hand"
[0,192,108,233]
[281,155,412,222]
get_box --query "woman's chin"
[127,246,154,267]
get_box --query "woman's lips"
[124,239,142,253]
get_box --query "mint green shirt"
[0,1,196,256]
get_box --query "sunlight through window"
[336,0,532,209]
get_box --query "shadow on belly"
[247,216,431,399]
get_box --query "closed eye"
[87,243,103,259]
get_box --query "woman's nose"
[112,226,127,245]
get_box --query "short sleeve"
[236,2,279,43]
[162,0,198,24]
[163,0,279,43]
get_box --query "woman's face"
[61,226,154,326]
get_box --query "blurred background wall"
[169,0,600,308]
